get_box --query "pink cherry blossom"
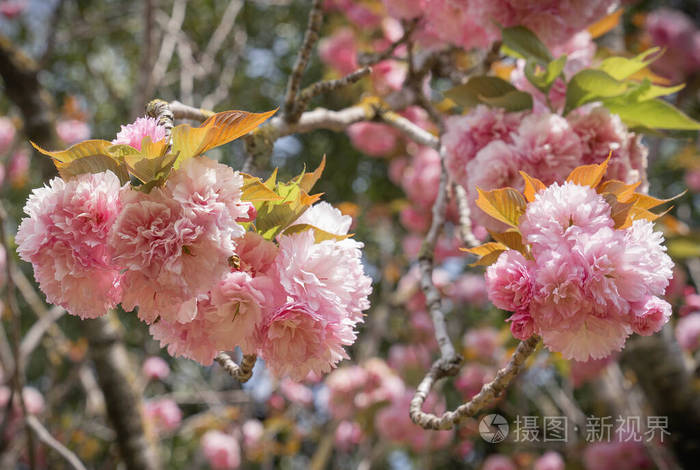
[0,0,25,18]
[534,452,565,470]
[241,419,264,452]
[334,420,364,451]
[570,355,614,388]
[279,378,313,405]
[482,454,517,470]
[447,273,489,306]
[583,439,650,470]
[371,60,407,95]
[676,312,700,351]
[112,116,167,150]
[382,0,424,19]
[629,296,671,336]
[16,171,124,319]
[258,301,355,380]
[486,250,535,312]
[201,430,241,470]
[235,231,278,276]
[142,356,170,381]
[318,28,358,76]
[144,398,182,432]
[455,364,493,400]
[346,122,400,157]
[0,116,15,154]
[56,119,90,145]
[462,327,501,361]
[401,146,441,209]
[508,311,535,341]
[294,201,352,235]
[8,149,29,187]
[325,365,369,419]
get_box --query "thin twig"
[19,306,65,361]
[283,0,323,121]
[291,66,371,121]
[410,336,540,429]
[150,0,187,89]
[453,184,479,248]
[358,18,418,66]
[199,0,244,75]
[215,352,257,383]
[26,416,88,470]
[379,110,439,150]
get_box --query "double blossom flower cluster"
[16,116,372,380]
[471,161,675,361]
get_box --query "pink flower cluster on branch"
[17,115,372,382]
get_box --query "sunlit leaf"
[500,26,552,64]
[597,180,641,202]
[597,48,661,80]
[31,139,114,163]
[603,194,634,228]
[566,155,610,188]
[587,9,624,38]
[461,242,508,267]
[56,154,130,184]
[564,69,628,114]
[478,90,534,112]
[475,187,527,228]
[445,76,532,111]
[241,177,284,202]
[524,55,567,93]
[490,230,528,256]
[628,191,684,210]
[602,98,700,130]
[520,171,546,202]
[283,223,352,242]
[297,155,326,193]
[123,137,177,184]
[628,80,684,101]
[171,108,277,166]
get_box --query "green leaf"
[602,98,700,130]
[524,55,567,93]
[478,90,534,112]
[626,79,684,102]
[445,76,532,111]
[56,154,130,184]
[500,26,552,64]
[283,224,351,242]
[597,48,661,81]
[564,69,628,114]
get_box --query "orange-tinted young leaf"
[621,205,673,228]
[628,191,685,210]
[297,155,326,193]
[520,171,546,202]
[299,189,323,207]
[171,109,277,165]
[598,180,641,202]
[490,230,528,256]
[241,177,283,202]
[124,148,178,184]
[603,193,634,228]
[263,168,279,189]
[461,242,509,266]
[283,223,352,242]
[55,154,130,184]
[475,187,527,228]
[566,153,610,188]
[587,9,623,38]
[31,139,114,164]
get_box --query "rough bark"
[84,313,161,470]
[620,328,700,468]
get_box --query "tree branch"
[26,416,87,470]
[215,352,257,383]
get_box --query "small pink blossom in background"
[481,454,517,470]
[382,0,424,19]
[0,386,44,415]
[462,327,501,361]
[685,169,700,192]
[325,0,382,28]
[16,171,124,319]
[570,355,615,388]
[0,116,15,154]
[241,419,264,453]
[142,356,170,381]
[680,292,700,316]
[447,273,489,306]
[646,9,700,81]
[346,122,400,157]
[112,116,167,150]
[318,28,358,76]
[0,0,25,19]
[399,207,430,233]
[375,389,453,452]
[676,313,700,351]
[401,146,441,209]
[371,60,407,95]
[325,365,369,419]
[279,378,313,406]
[144,398,182,432]
[583,439,651,470]
[201,430,241,470]
[56,119,90,145]
[487,182,674,360]
[534,451,565,470]
[455,364,493,400]
[8,149,29,187]
[387,343,431,378]
[334,420,363,451]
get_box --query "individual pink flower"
[371,60,407,95]
[279,378,313,406]
[334,420,364,451]
[382,0,424,19]
[675,312,700,351]
[462,327,501,361]
[481,454,517,470]
[444,106,521,189]
[486,251,534,312]
[0,0,25,18]
[318,28,358,76]
[680,292,700,316]
[144,398,182,432]
[241,420,264,453]
[353,358,405,410]
[447,273,489,306]
[401,146,441,209]
[112,116,167,150]
[201,430,241,470]
[387,343,431,379]
[514,112,582,184]
[142,356,170,381]
[274,230,372,324]
[294,201,352,235]
[534,451,565,470]
[0,116,15,154]
[346,122,400,157]
[258,301,355,380]
[56,119,90,145]
[325,365,369,419]
[685,169,700,192]
[236,231,278,276]
[629,296,671,336]
[8,149,29,187]
[455,364,493,400]
[508,311,535,341]
[16,171,124,319]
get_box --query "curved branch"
[215,352,257,383]
[410,336,540,430]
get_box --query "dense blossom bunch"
[445,104,648,231]
[645,8,700,81]
[17,113,372,381]
[468,160,675,360]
